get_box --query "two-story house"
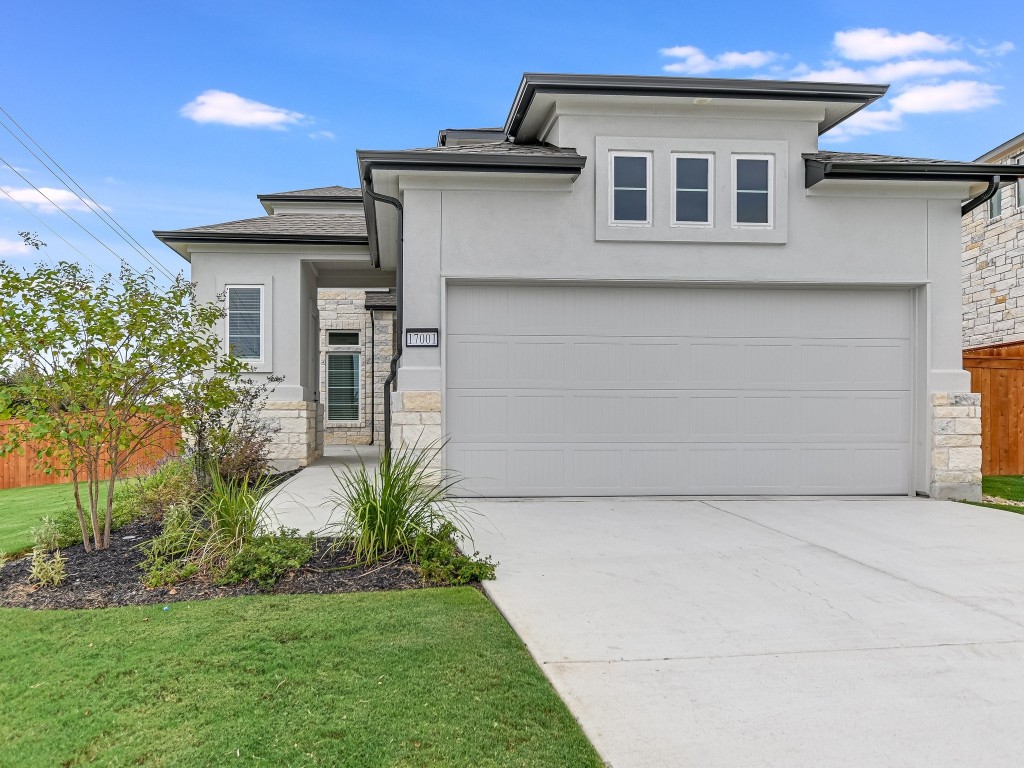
[156,72,1020,501]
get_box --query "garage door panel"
[446,285,913,495]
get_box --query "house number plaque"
[405,328,439,347]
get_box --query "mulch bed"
[0,516,425,611]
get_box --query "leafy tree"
[0,261,248,552]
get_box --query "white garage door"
[446,284,913,496]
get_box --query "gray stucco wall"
[390,106,972,496]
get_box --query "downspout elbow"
[962,176,1000,217]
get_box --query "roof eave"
[505,73,888,140]
[805,159,1024,188]
[152,231,369,246]
[256,193,363,203]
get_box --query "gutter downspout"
[363,180,403,458]
[962,176,1001,216]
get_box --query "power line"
[0,185,108,275]
[0,154,147,278]
[0,107,176,281]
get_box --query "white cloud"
[973,41,1015,57]
[180,90,305,129]
[660,45,779,74]
[890,80,1001,113]
[0,236,33,256]
[0,186,109,213]
[826,108,905,141]
[308,130,335,141]
[834,28,958,61]
[796,58,979,83]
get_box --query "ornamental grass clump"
[331,439,495,584]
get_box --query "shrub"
[216,428,273,484]
[32,516,62,551]
[418,522,496,586]
[220,529,313,590]
[117,458,198,521]
[331,439,474,566]
[29,548,66,587]
[140,470,309,589]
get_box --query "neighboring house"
[961,132,1024,475]
[156,72,1022,501]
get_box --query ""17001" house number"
[405,328,439,347]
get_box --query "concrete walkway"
[263,445,379,534]
[470,497,1024,768]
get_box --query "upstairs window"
[1016,155,1024,208]
[327,330,360,346]
[226,286,262,361]
[326,352,360,422]
[673,154,712,226]
[610,152,651,225]
[989,186,1003,219]
[733,155,773,227]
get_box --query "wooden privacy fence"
[0,418,181,491]
[963,341,1024,476]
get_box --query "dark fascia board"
[152,230,369,246]
[256,192,362,203]
[505,73,888,140]
[437,127,507,146]
[357,148,587,268]
[804,157,1024,188]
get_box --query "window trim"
[989,185,1003,220]
[671,152,714,228]
[225,284,264,364]
[731,153,774,229]
[325,351,361,423]
[1016,155,1023,209]
[608,151,652,227]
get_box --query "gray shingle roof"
[157,213,367,240]
[805,151,963,165]
[258,185,362,199]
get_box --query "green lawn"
[982,476,1024,502]
[0,483,106,554]
[0,589,603,767]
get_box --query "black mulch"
[0,516,425,611]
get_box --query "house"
[155,72,1022,501]
[961,132,1024,475]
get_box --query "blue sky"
[1,0,1021,279]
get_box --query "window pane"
[229,313,260,335]
[676,190,709,223]
[328,330,360,346]
[736,191,769,224]
[327,353,360,421]
[230,337,261,360]
[228,287,261,312]
[736,158,769,192]
[613,189,647,221]
[676,157,708,191]
[613,156,647,189]
[990,187,1002,218]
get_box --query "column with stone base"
[929,392,982,501]
[262,401,318,472]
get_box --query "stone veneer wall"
[318,290,394,446]
[263,401,318,471]
[390,391,442,456]
[929,392,982,501]
[963,177,1024,349]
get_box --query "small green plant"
[418,522,496,586]
[117,458,198,521]
[140,503,202,586]
[330,438,476,566]
[31,516,62,551]
[220,529,313,590]
[29,548,66,587]
[143,560,198,589]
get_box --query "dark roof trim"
[257,191,362,203]
[976,130,1024,163]
[364,291,396,310]
[152,230,369,246]
[505,73,888,140]
[804,156,1024,187]
[437,127,506,146]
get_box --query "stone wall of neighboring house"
[963,174,1024,350]
[318,290,393,446]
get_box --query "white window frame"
[732,153,774,229]
[608,151,652,226]
[671,152,714,227]
[325,351,361,423]
[224,285,264,364]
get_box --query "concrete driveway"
[470,497,1024,768]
